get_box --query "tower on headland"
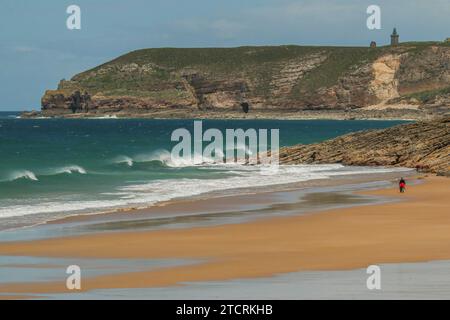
[391,28,399,46]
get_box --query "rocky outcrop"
[397,45,450,95]
[369,53,402,101]
[279,117,450,174]
[269,52,328,96]
[32,43,450,119]
[181,72,248,109]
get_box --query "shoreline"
[18,113,423,122]
[18,109,439,121]
[0,169,414,236]
[0,174,449,297]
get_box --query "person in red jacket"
[399,178,406,193]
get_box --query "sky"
[1,0,449,111]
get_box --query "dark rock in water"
[241,102,249,113]
[280,117,450,174]
[20,110,40,118]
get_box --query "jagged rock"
[280,116,450,174]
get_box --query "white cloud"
[10,46,71,59]
[13,46,38,54]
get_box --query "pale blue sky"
[1,0,449,110]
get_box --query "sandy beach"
[2,0,450,304]
[0,175,449,298]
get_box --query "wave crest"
[112,156,134,167]
[53,165,87,175]
[134,150,221,168]
[9,170,38,181]
[3,165,87,182]
[110,146,259,170]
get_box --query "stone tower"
[391,28,399,46]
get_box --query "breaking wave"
[113,150,212,168]
[0,164,414,219]
[8,170,38,182]
[112,148,256,169]
[112,156,134,167]
[3,165,87,182]
[50,165,87,175]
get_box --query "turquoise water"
[0,112,408,229]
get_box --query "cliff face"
[280,116,450,175]
[37,43,450,118]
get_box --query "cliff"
[31,42,450,119]
[280,116,450,175]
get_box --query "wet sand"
[0,171,405,233]
[40,259,450,300]
[0,175,449,297]
[45,171,403,227]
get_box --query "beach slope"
[0,176,449,296]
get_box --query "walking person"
[399,178,406,193]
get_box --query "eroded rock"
[280,116,450,174]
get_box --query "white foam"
[134,150,171,165]
[52,165,87,175]
[133,149,217,167]
[89,115,118,119]
[111,148,255,169]
[3,166,87,182]
[112,156,134,167]
[8,170,38,182]
[0,164,413,219]
[134,149,251,168]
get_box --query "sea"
[0,111,410,230]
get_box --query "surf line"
[170,120,280,167]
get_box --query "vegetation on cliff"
[37,42,450,118]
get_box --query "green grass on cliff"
[405,86,450,103]
[66,43,447,101]
[292,47,381,95]
[92,46,320,71]
[70,45,387,99]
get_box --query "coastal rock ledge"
[280,117,450,175]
